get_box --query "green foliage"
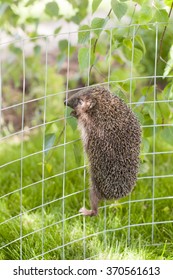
[123,38,143,64]
[91,17,109,36]
[136,4,153,23]
[160,127,173,146]
[45,134,56,156]
[1,127,173,260]
[1,0,173,260]
[92,0,102,14]
[111,0,128,20]
[45,1,59,18]
[70,0,89,24]
[154,8,169,22]
[164,0,173,7]
[163,45,173,78]
[78,47,90,71]
[78,47,95,71]
[78,25,90,44]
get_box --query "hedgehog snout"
[64,99,69,106]
[64,98,73,109]
[64,97,79,110]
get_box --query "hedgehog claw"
[79,207,97,216]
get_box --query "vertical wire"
[107,29,112,89]
[20,39,26,260]
[103,28,113,248]
[152,23,158,243]
[88,0,92,25]
[81,32,93,260]
[42,37,48,259]
[128,25,136,245]
[62,32,70,260]
[82,142,86,259]
[0,39,2,136]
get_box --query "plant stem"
[158,2,173,60]
[89,8,112,77]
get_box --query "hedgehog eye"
[78,99,84,105]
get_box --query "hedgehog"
[64,86,141,216]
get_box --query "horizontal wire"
[1,23,173,259]
[1,21,173,46]
[30,219,173,260]
[85,241,173,260]
[1,120,173,144]
[0,138,81,169]
[0,189,87,227]
[1,136,173,170]
[0,168,173,201]
[0,116,66,142]
[0,165,87,200]
[1,77,173,113]
[1,211,173,253]
[1,194,173,228]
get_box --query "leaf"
[9,45,22,55]
[139,162,150,174]
[78,47,89,70]
[45,117,62,133]
[134,111,145,124]
[92,0,102,13]
[45,163,53,173]
[67,117,77,131]
[157,103,170,123]
[45,1,59,18]
[163,46,173,78]
[91,17,109,36]
[133,48,143,64]
[78,47,95,71]
[136,96,146,107]
[73,142,82,165]
[141,85,155,98]
[137,5,153,23]
[143,125,153,138]
[70,0,89,24]
[164,0,173,7]
[45,133,56,155]
[135,35,146,54]
[163,83,173,108]
[59,40,68,52]
[160,127,173,146]
[67,0,78,8]
[78,25,90,44]
[67,108,77,130]
[123,38,132,49]
[154,9,169,23]
[111,0,128,21]
[163,59,173,78]
[141,138,150,153]
[169,45,173,60]
[25,0,36,6]
[34,45,41,55]
[54,27,61,35]
[123,39,143,64]
[143,104,155,122]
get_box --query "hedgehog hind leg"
[79,187,99,216]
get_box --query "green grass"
[0,107,173,260]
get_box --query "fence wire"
[0,23,173,260]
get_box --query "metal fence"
[0,22,173,260]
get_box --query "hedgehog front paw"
[79,207,97,216]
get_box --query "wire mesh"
[0,22,173,260]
